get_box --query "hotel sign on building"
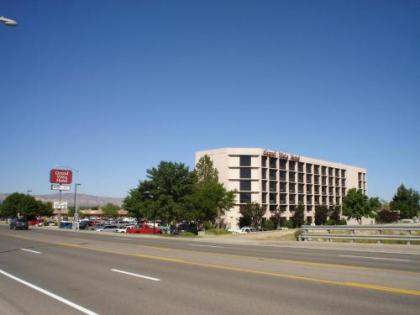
[195,147,367,229]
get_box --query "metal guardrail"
[300,225,420,245]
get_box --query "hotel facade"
[195,148,367,229]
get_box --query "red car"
[28,219,43,226]
[127,224,161,234]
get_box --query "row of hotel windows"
[239,180,345,195]
[238,155,348,178]
[238,168,347,186]
[239,192,342,205]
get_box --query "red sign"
[50,169,73,184]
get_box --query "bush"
[294,229,303,241]
[203,221,214,230]
[376,209,399,223]
[325,219,347,226]
[281,220,294,229]
[261,219,276,231]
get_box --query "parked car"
[28,218,43,226]
[127,224,161,234]
[96,225,119,232]
[9,218,29,230]
[177,223,198,235]
[116,225,136,233]
[59,221,73,229]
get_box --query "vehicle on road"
[9,218,29,230]
[127,224,161,234]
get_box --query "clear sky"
[1,0,419,200]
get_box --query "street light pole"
[73,183,81,230]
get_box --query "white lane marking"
[339,254,410,262]
[21,248,42,254]
[111,268,160,282]
[0,269,98,315]
[188,244,225,248]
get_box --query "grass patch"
[205,228,231,235]
[179,232,198,237]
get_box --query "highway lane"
[5,226,420,273]
[0,233,419,315]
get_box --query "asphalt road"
[0,227,419,315]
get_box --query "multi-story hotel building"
[195,148,367,229]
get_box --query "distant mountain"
[0,193,123,208]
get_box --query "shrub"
[261,219,276,230]
[376,209,399,223]
[281,220,294,229]
[294,229,303,241]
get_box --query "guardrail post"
[351,230,355,243]
[377,229,382,244]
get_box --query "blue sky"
[0,0,419,199]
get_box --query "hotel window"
[269,181,277,192]
[280,159,287,170]
[262,168,267,179]
[240,168,251,178]
[262,180,267,191]
[240,155,251,166]
[240,193,251,203]
[269,157,277,168]
[262,156,267,168]
[269,169,277,180]
[240,180,251,191]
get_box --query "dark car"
[9,218,29,230]
[177,223,198,235]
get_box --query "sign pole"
[58,189,62,225]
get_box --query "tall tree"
[342,189,378,224]
[195,155,219,183]
[291,205,305,228]
[186,181,235,225]
[270,206,284,229]
[101,203,119,218]
[0,193,52,218]
[239,202,265,229]
[390,185,420,219]
[314,205,329,225]
[329,206,341,224]
[124,161,195,223]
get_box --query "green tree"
[124,161,195,223]
[0,193,52,218]
[329,206,341,224]
[101,203,119,218]
[239,202,265,229]
[390,185,420,219]
[342,189,378,224]
[186,181,235,225]
[291,205,305,228]
[270,206,284,229]
[315,205,329,225]
[195,155,219,183]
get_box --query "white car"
[95,225,119,232]
[115,225,135,233]
[229,227,256,234]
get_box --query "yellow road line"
[3,233,420,297]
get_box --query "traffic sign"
[51,184,71,191]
